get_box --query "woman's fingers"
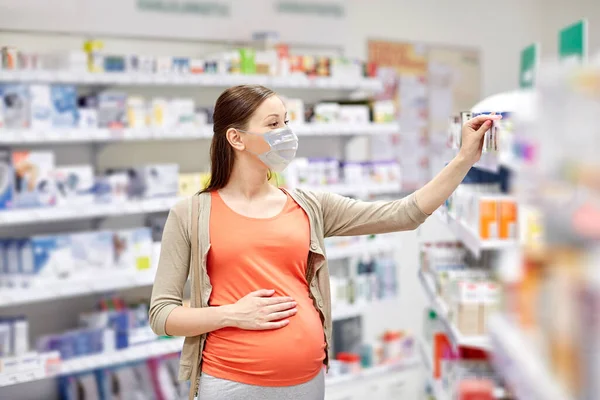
[258,320,290,330]
[262,296,294,306]
[265,301,296,313]
[266,308,298,322]
[467,114,501,129]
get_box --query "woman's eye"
[284,120,290,125]
[269,122,279,128]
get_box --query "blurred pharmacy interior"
[0,0,598,399]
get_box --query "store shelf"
[418,269,491,351]
[435,209,518,257]
[489,316,572,400]
[60,338,184,375]
[1,240,395,308]
[0,197,180,226]
[0,70,383,91]
[0,123,400,145]
[326,238,397,260]
[0,338,184,387]
[0,269,157,308]
[332,297,399,321]
[419,338,506,399]
[325,358,419,387]
[298,182,401,197]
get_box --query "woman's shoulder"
[170,192,211,218]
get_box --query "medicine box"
[112,228,152,270]
[178,173,201,197]
[0,148,13,209]
[29,84,53,131]
[98,92,127,129]
[143,164,179,198]
[1,84,30,129]
[453,280,480,336]
[51,85,78,128]
[21,235,73,287]
[53,165,95,207]
[70,231,114,270]
[12,151,56,208]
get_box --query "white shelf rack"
[419,338,506,399]
[435,209,518,257]
[0,70,383,91]
[0,269,158,308]
[418,269,491,351]
[325,358,419,387]
[489,316,572,400]
[0,338,184,387]
[326,237,397,260]
[0,123,400,145]
[0,197,180,226]
[0,239,395,308]
[298,182,401,197]
[331,297,400,321]
[0,183,401,227]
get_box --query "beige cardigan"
[149,189,429,399]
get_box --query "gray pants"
[197,370,325,400]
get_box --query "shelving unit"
[434,209,518,257]
[0,183,402,226]
[418,269,491,350]
[0,338,185,387]
[488,316,571,400]
[0,71,383,91]
[0,238,397,308]
[325,358,419,387]
[0,123,400,144]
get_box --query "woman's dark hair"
[201,85,276,193]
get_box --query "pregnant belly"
[201,304,325,386]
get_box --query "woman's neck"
[221,161,273,200]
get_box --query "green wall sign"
[559,19,587,63]
[519,43,539,89]
[276,1,344,18]
[137,0,230,16]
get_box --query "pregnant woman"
[149,85,499,400]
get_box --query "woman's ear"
[226,127,245,151]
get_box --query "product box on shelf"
[314,103,340,123]
[77,94,99,129]
[98,92,127,130]
[70,231,114,271]
[283,98,305,124]
[51,85,79,128]
[126,96,147,129]
[1,84,30,129]
[53,165,95,207]
[452,281,481,336]
[21,235,74,287]
[373,100,395,123]
[150,98,170,129]
[94,172,128,203]
[0,148,13,209]
[143,164,179,198]
[12,151,56,208]
[112,228,152,270]
[178,173,201,197]
[170,99,196,131]
[339,105,370,124]
[29,84,53,131]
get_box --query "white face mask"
[238,126,299,172]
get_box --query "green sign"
[276,1,344,18]
[519,43,539,89]
[559,19,587,63]
[137,0,230,16]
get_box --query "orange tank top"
[201,190,326,386]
